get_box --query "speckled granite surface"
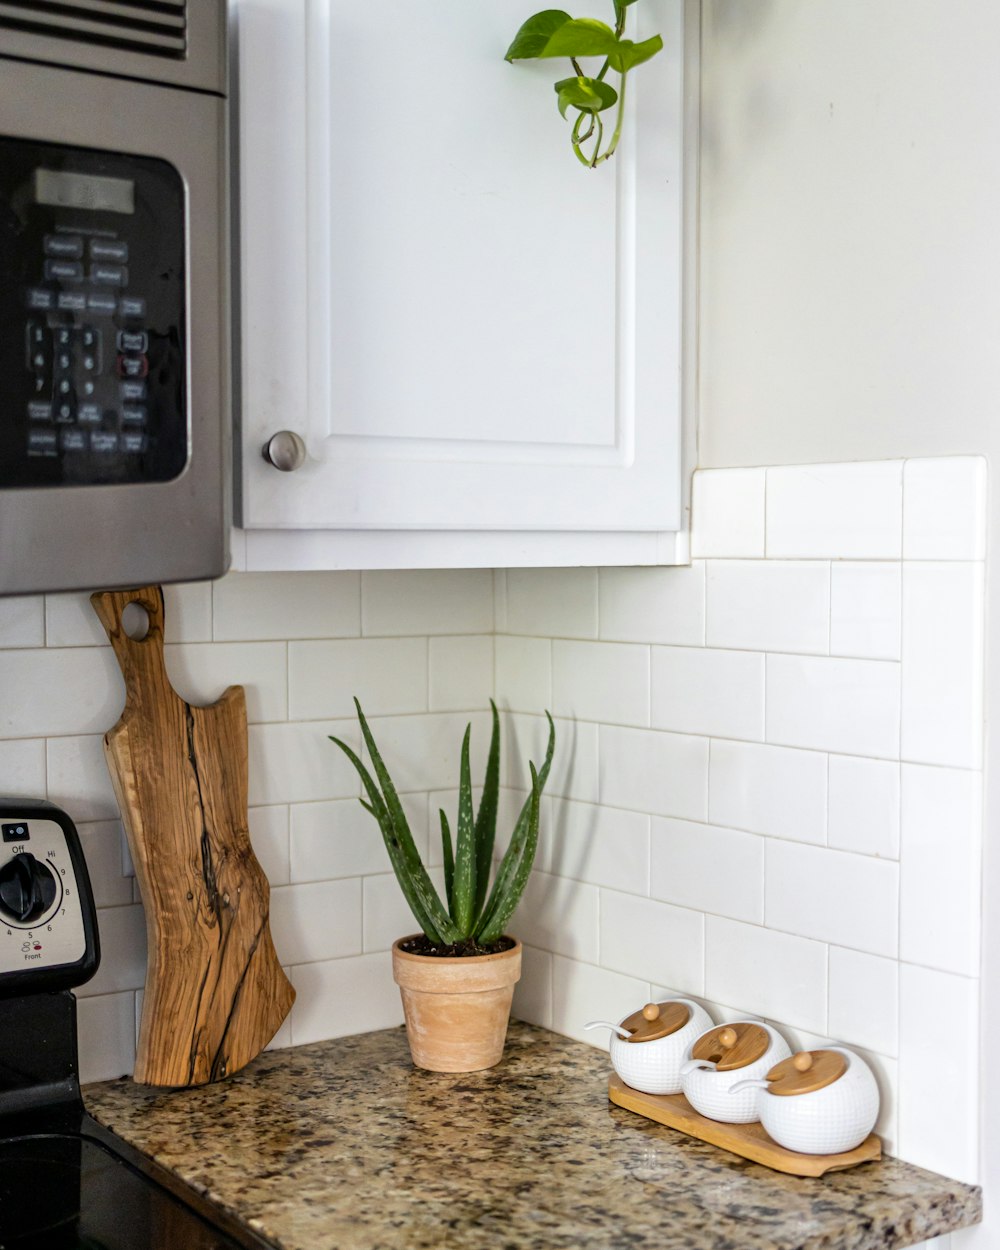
[83,1022,981,1250]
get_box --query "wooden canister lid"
[620,1001,691,1043]
[691,1023,769,1071]
[764,1049,848,1096]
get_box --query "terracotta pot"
[391,936,522,1072]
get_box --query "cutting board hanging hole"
[121,601,151,641]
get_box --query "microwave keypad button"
[44,235,84,260]
[55,399,75,423]
[117,330,148,354]
[56,377,72,397]
[80,379,96,398]
[27,401,51,422]
[54,328,73,348]
[56,350,72,372]
[121,431,147,455]
[119,296,146,318]
[121,405,146,425]
[26,288,54,311]
[81,326,100,350]
[78,403,102,424]
[61,429,87,453]
[87,293,117,314]
[117,354,149,380]
[120,379,146,402]
[28,429,57,456]
[89,239,128,263]
[90,264,127,287]
[45,259,83,282]
[57,291,86,313]
[91,432,119,454]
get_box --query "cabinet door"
[235,0,687,541]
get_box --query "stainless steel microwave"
[0,2,230,594]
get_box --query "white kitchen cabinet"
[232,0,696,569]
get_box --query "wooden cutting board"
[92,585,294,1087]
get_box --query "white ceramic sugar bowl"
[585,999,715,1095]
[679,1021,792,1123]
[729,1047,880,1154]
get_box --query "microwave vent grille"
[0,1,186,59]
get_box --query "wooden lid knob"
[642,1003,661,1022]
[719,1027,737,1048]
[620,1000,690,1043]
[765,1049,847,1096]
[793,1051,813,1072]
[691,1023,769,1070]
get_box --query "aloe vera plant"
[330,698,555,952]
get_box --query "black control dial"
[0,853,57,924]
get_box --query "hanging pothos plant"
[504,1,663,168]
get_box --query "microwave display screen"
[34,168,135,216]
[0,135,186,488]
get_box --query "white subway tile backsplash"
[901,563,985,769]
[77,904,146,998]
[289,637,427,721]
[708,739,827,845]
[213,571,360,641]
[495,636,552,711]
[428,635,493,711]
[827,755,900,859]
[47,735,119,821]
[599,564,706,645]
[505,712,598,804]
[512,944,553,1029]
[0,595,44,647]
[766,461,903,559]
[75,991,137,1083]
[551,954,649,1045]
[651,817,764,924]
[900,765,981,977]
[46,583,213,648]
[600,889,703,993]
[364,711,492,795]
[248,805,291,886]
[705,917,827,1035]
[503,568,598,639]
[164,642,287,724]
[0,737,46,797]
[289,952,402,1045]
[903,457,987,562]
[77,821,133,907]
[546,800,649,896]
[830,563,901,660]
[0,648,124,739]
[828,947,899,1057]
[290,794,426,882]
[706,561,829,654]
[599,725,709,821]
[691,468,765,558]
[362,569,493,636]
[766,841,898,957]
[652,646,764,742]
[269,879,362,965]
[552,640,650,727]
[899,964,979,1185]
[248,720,361,806]
[766,653,900,759]
[514,870,600,964]
[363,872,426,952]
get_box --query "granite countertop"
[84,1022,981,1250]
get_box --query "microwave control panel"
[0,135,187,488]
[0,817,87,977]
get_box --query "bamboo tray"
[608,1074,881,1177]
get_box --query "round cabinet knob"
[0,853,57,924]
[262,430,307,472]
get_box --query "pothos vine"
[504,1,663,168]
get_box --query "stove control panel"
[0,802,98,994]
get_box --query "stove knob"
[0,853,57,924]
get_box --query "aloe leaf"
[504,9,571,60]
[609,32,662,72]
[473,700,501,918]
[330,735,449,943]
[477,763,541,945]
[475,713,555,939]
[538,17,619,59]
[554,75,617,118]
[451,724,477,937]
[440,809,455,918]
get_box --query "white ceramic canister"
[679,1021,792,1123]
[729,1047,880,1154]
[585,999,715,1095]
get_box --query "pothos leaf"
[555,76,618,118]
[505,9,572,61]
[539,17,619,59]
[609,32,663,72]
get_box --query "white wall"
[695,3,999,1244]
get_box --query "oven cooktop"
[0,800,272,1250]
